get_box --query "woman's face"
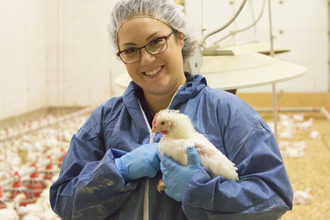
[117,17,186,97]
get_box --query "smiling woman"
[49,0,293,219]
[117,17,186,113]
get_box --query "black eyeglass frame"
[117,31,174,64]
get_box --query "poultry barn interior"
[0,0,329,219]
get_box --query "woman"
[50,0,293,219]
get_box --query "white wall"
[45,0,115,107]
[0,0,48,121]
[0,0,124,120]
[186,0,329,93]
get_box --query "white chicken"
[0,208,19,220]
[293,188,313,205]
[151,109,239,191]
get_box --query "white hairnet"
[108,0,197,63]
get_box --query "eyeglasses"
[117,32,174,64]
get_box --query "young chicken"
[152,109,239,192]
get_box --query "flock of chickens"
[0,109,319,219]
[0,110,90,220]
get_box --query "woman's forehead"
[117,17,172,46]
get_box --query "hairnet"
[108,0,198,63]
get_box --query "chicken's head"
[151,111,172,135]
[151,109,195,138]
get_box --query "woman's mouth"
[143,65,164,78]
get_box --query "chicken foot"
[157,179,166,193]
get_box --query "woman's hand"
[115,143,160,182]
[160,147,202,201]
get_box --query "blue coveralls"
[50,74,293,220]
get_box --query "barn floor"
[260,112,330,220]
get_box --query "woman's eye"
[149,38,163,46]
[124,48,137,54]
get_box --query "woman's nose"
[140,48,155,65]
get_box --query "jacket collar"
[169,74,207,109]
[122,74,207,110]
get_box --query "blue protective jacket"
[50,74,293,220]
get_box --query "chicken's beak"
[151,126,158,133]
[151,113,159,134]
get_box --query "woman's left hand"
[160,147,202,202]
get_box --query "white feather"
[154,109,239,181]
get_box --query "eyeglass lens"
[120,37,168,64]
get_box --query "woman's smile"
[143,65,164,79]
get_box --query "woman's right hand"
[115,143,160,182]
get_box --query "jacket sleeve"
[49,106,139,220]
[182,95,293,219]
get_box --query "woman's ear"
[177,32,185,49]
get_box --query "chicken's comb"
[152,113,159,128]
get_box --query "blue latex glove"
[160,147,202,201]
[115,143,160,182]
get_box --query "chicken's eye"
[160,121,165,125]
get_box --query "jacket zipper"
[138,86,181,220]
[138,100,152,220]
